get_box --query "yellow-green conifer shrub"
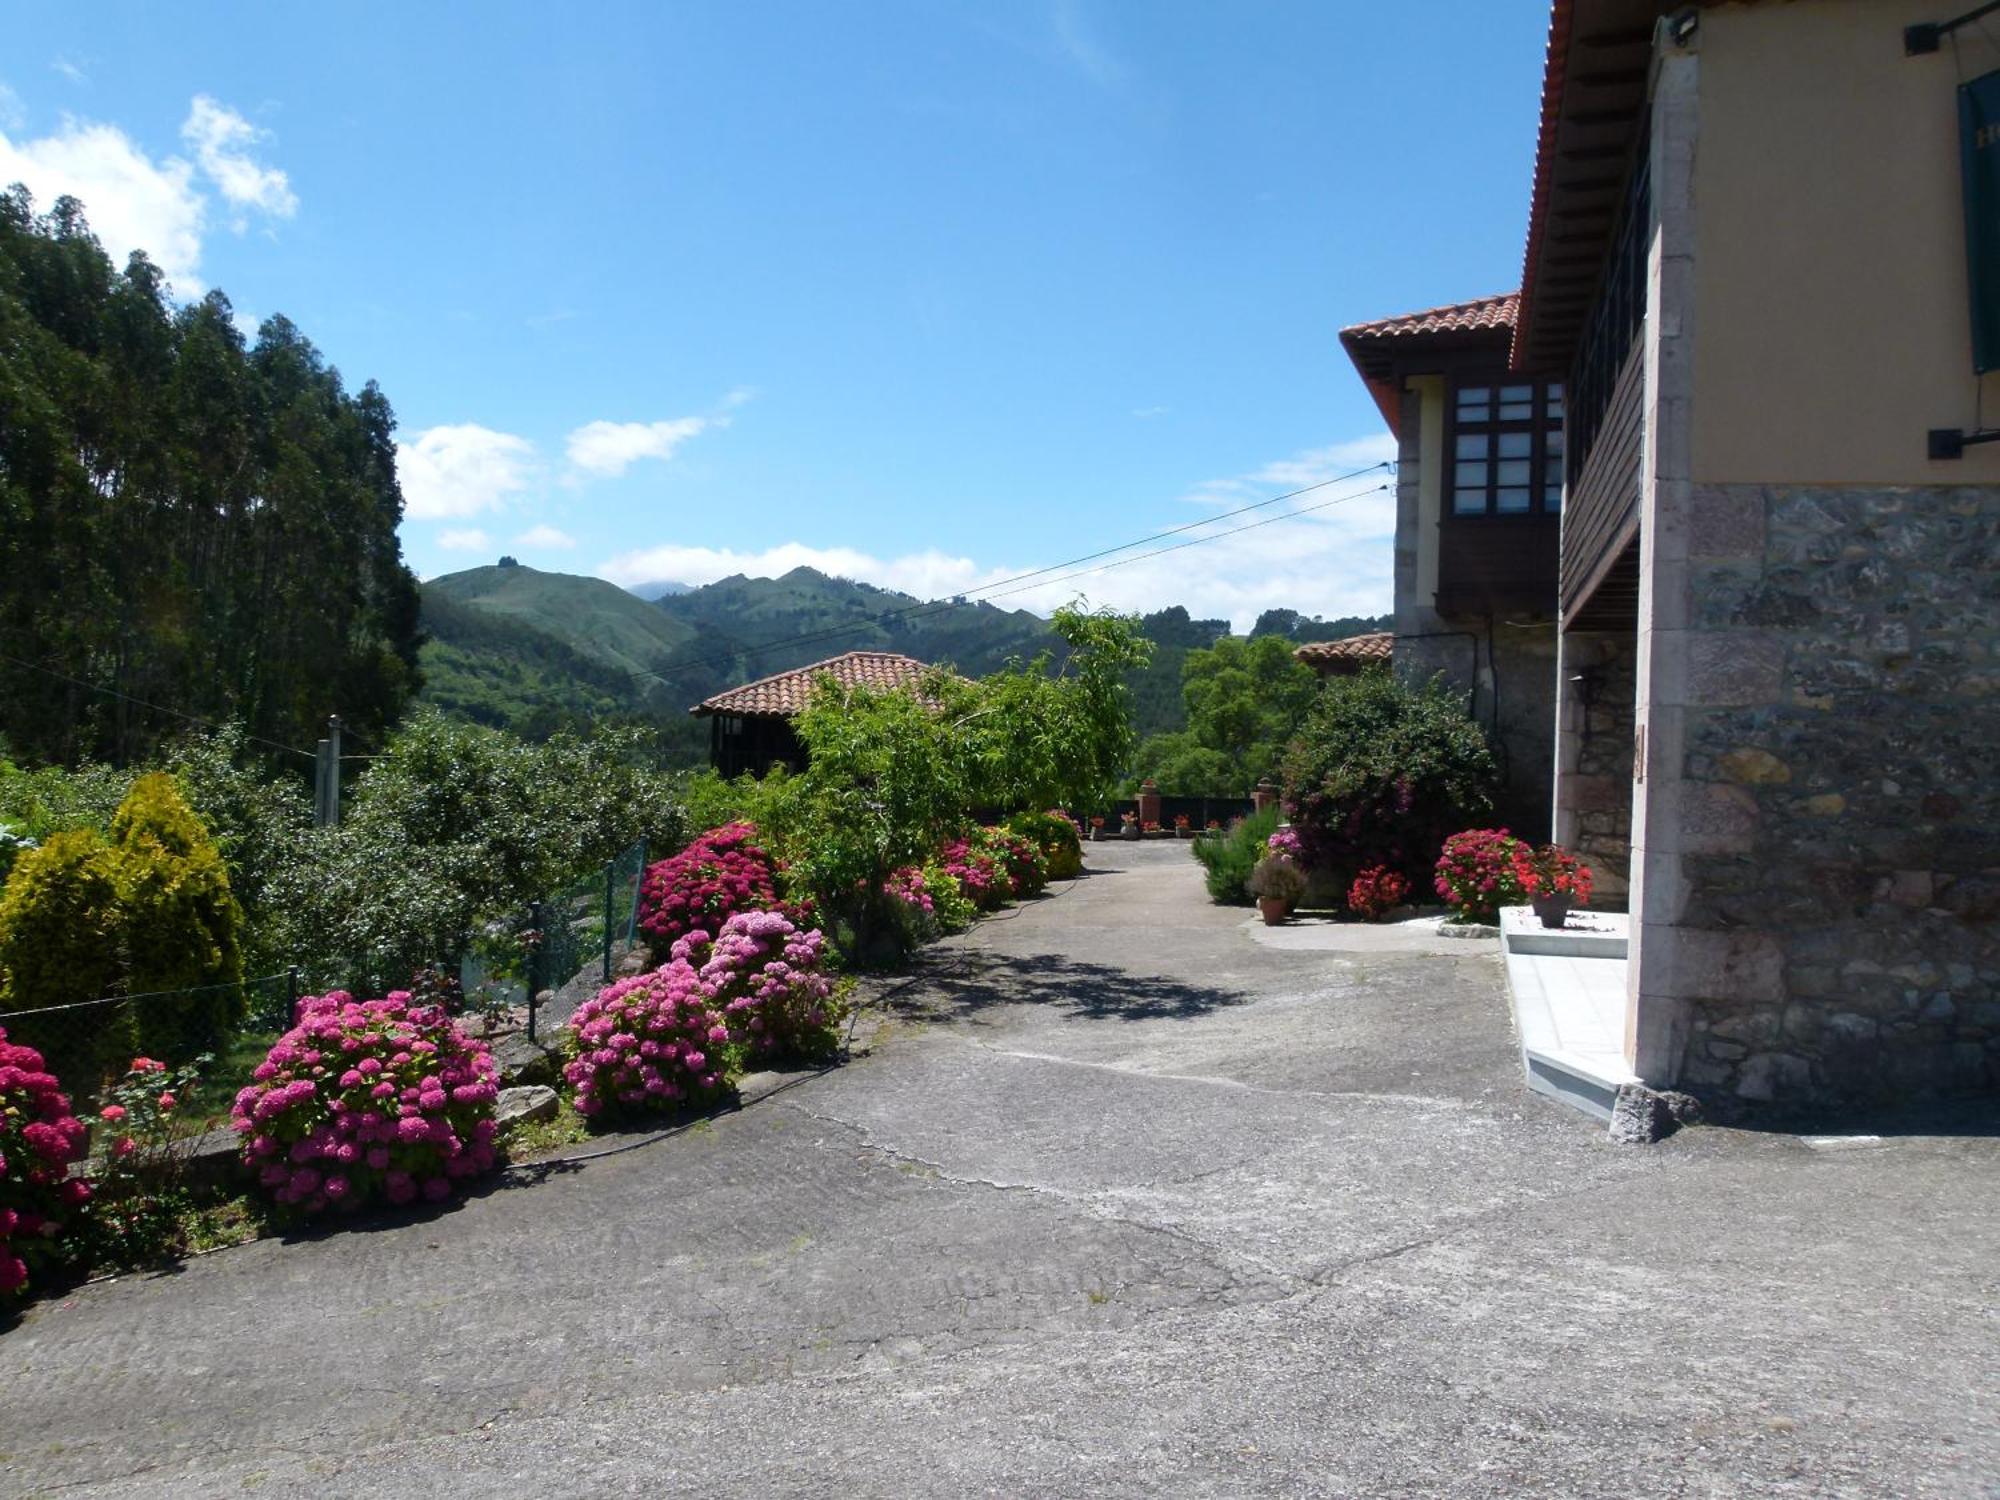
[109,773,245,1056]
[0,829,132,1090]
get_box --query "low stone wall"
[1664,483,1998,1104]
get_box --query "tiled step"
[1500,906,1637,1124]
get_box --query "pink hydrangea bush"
[0,1027,90,1297]
[636,822,783,957]
[1434,828,1529,924]
[563,963,732,1120]
[936,834,1010,911]
[232,992,501,1215]
[672,910,841,1063]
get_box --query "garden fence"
[1,970,299,1117]
[518,837,649,1039]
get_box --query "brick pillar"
[1136,779,1161,828]
[1251,779,1278,813]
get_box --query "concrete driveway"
[2,841,1995,1497]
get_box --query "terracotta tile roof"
[1339,292,1520,345]
[691,651,935,718]
[1294,632,1394,673]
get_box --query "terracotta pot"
[1531,894,1573,929]
[1258,897,1292,926]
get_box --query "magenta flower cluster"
[1266,825,1304,861]
[0,1027,90,1297]
[231,992,501,1214]
[882,865,935,917]
[563,964,731,1119]
[1433,828,1529,924]
[672,909,838,1062]
[636,822,782,956]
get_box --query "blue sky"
[3,2,1546,629]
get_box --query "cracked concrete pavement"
[1,840,1995,1497]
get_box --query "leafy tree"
[0,187,422,768]
[0,830,129,1088]
[1133,634,1319,794]
[959,606,1153,814]
[1279,666,1498,891]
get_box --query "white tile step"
[1500,907,1637,1123]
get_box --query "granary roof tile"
[691,651,935,718]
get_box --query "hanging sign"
[1959,69,2000,373]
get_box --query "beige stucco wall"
[1693,0,2000,484]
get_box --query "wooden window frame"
[1446,378,1565,518]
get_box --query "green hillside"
[418,560,1388,769]
[426,562,695,677]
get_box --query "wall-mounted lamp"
[1906,1,2000,56]
[1569,667,1605,748]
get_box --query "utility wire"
[0,649,317,761]
[619,459,1395,692]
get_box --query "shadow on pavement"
[888,950,1246,1024]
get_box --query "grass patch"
[499,1096,592,1161]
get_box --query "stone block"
[1686,632,1785,707]
[492,1032,563,1087]
[1716,747,1791,786]
[1735,1051,1813,1101]
[496,1085,559,1129]
[1671,927,1787,1005]
[1681,782,1761,855]
[1688,485,1766,561]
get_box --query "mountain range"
[417,560,1385,763]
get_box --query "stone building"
[1343,0,1999,1110]
[1336,297,1567,858]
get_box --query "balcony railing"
[1567,128,1651,485]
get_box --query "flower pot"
[1122,824,1140,841]
[1258,897,1292,926]
[1176,828,1192,839]
[1531,894,1573,929]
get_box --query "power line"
[618,459,1395,692]
[0,649,316,761]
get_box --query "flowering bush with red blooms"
[0,1027,89,1297]
[673,910,841,1062]
[636,822,782,957]
[1434,829,1529,924]
[563,963,731,1120]
[988,827,1049,900]
[233,992,500,1215]
[1347,865,1410,922]
[1512,843,1594,905]
[936,835,1011,912]
[90,1053,212,1265]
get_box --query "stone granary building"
[1338,0,1998,1111]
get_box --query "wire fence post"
[525,900,544,1043]
[286,965,301,1030]
[602,856,616,983]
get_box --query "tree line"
[0,188,421,768]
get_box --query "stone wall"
[1554,631,1636,907]
[1666,483,1999,1103]
[1396,623,1558,843]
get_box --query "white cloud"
[513,523,576,550]
[0,117,204,287]
[0,92,296,293]
[599,435,1399,633]
[52,58,87,85]
[438,528,492,552]
[397,424,537,519]
[565,416,717,478]
[181,95,297,222]
[0,85,24,133]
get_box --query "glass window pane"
[1544,484,1563,513]
[1546,428,1565,456]
[1547,390,1565,420]
[1453,489,1487,515]
[1498,431,1532,458]
[1454,461,1488,490]
[1457,386,1491,408]
[1497,460,1532,486]
[1546,382,1564,399]
[1499,401,1533,421]
[1495,487,1532,513]
[1455,433,1489,459]
[1545,456,1563,484]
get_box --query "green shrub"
[109,773,246,1056]
[1279,667,1498,895]
[0,829,131,1091]
[1004,809,1084,880]
[1190,805,1280,906]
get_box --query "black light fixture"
[1927,426,2000,460]
[1906,1,2000,56]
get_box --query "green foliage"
[1280,667,1498,892]
[1004,809,1083,880]
[959,606,1153,814]
[268,711,688,990]
[777,676,969,959]
[0,829,130,1087]
[1189,805,1281,906]
[1247,853,1307,903]
[1123,606,1229,740]
[1249,608,1390,644]
[1134,634,1319,796]
[0,189,421,767]
[108,773,246,1056]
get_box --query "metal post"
[526,900,544,1043]
[602,858,615,983]
[325,714,343,827]
[286,965,301,1031]
[313,739,332,826]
